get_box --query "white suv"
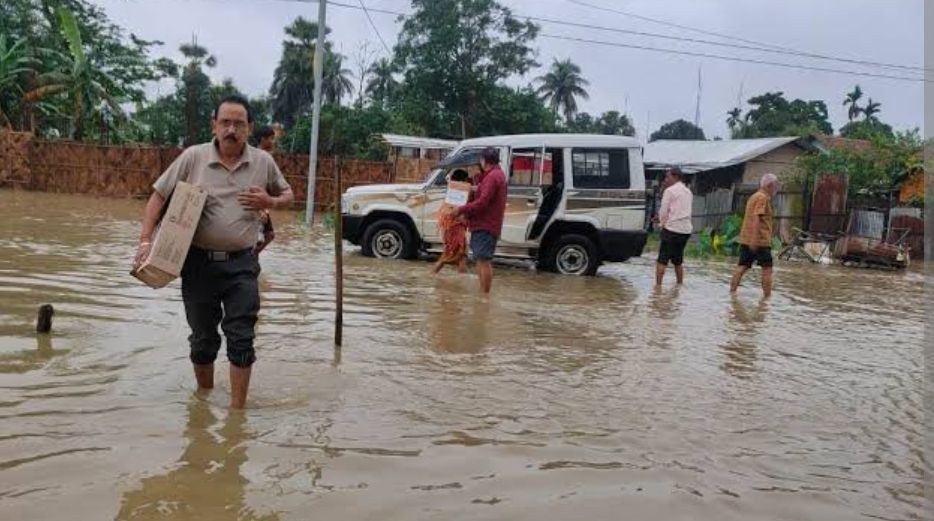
[341,134,647,276]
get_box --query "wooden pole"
[334,157,343,347]
[36,304,53,333]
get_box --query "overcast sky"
[93,0,924,141]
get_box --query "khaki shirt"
[739,190,774,247]
[153,140,291,251]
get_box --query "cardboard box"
[131,181,207,289]
[434,180,472,221]
[444,180,472,207]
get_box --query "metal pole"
[305,0,327,225]
[334,157,343,347]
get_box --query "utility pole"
[694,65,702,129]
[305,0,327,225]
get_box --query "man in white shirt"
[656,167,693,285]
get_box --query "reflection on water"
[720,297,768,379]
[116,400,278,521]
[0,334,69,374]
[0,190,926,521]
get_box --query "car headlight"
[340,195,350,213]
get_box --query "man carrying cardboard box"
[133,95,294,409]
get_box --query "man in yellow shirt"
[730,173,779,298]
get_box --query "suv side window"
[571,148,630,189]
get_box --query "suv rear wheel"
[361,218,418,260]
[545,234,599,276]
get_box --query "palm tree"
[179,37,216,145]
[322,52,353,106]
[726,107,742,130]
[863,98,881,122]
[535,58,590,126]
[365,58,398,103]
[843,85,863,122]
[269,17,338,128]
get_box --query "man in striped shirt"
[656,167,693,285]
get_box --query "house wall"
[899,170,924,203]
[741,143,807,186]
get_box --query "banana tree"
[24,8,124,140]
[0,35,36,129]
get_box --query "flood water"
[0,190,925,521]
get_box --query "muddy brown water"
[0,190,924,520]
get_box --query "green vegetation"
[0,0,923,199]
[796,130,923,198]
[650,119,705,142]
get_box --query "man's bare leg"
[229,365,251,409]
[674,264,685,285]
[193,363,214,389]
[730,266,749,293]
[431,259,444,274]
[761,267,773,298]
[655,262,666,286]
[457,256,468,274]
[477,260,493,294]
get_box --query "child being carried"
[432,169,471,274]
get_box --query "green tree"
[286,103,418,158]
[594,110,635,136]
[269,17,352,128]
[0,35,34,128]
[839,119,893,140]
[178,38,216,145]
[535,58,589,126]
[322,52,353,106]
[1,0,168,138]
[365,58,398,105]
[863,98,881,121]
[393,0,539,138]
[650,119,705,141]
[839,90,890,140]
[566,110,634,136]
[726,107,743,133]
[797,130,922,198]
[29,8,125,140]
[472,85,560,136]
[567,111,595,133]
[732,91,832,138]
[843,85,863,122]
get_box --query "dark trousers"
[181,247,261,368]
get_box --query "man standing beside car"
[457,147,507,294]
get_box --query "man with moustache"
[133,95,294,409]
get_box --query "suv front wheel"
[361,218,418,260]
[545,234,599,276]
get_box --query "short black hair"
[451,169,469,182]
[252,126,274,141]
[213,94,253,123]
[481,147,500,165]
[666,166,683,179]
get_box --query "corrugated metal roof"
[643,137,805,174]
[380,133,459,149]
